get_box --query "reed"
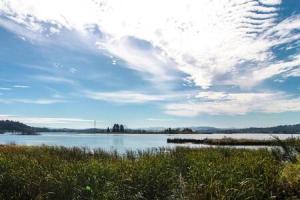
[167,137,300,146]
[0,144,299,199]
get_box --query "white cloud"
[0,115,97,128]
[0,116,91,124]
[230,54,300,87]
[69,67,77,74]
[283,66,300,77]
[85,90,177,103]
[196,91,228,100]
[1,0,299,89]
[13,85,30,88]
[0,0,299,118]
[0,98,65,104]
[259,0,282,5]
[97,37,177,81]
[33,75,76,85]
[0,87,11,91]
[0,16,47,43]
[165,92,300,116]
[84,89,197,104]
[0,0,99,31]
[147,118,173,122]
[15,99,65,104]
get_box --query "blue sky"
[0,0,299,128]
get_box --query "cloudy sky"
[0,0,299,128]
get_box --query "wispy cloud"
[0,87,11,91]
[0,0,299,118]
[98,37,178,82]
[147,118,173,122]
[32,75,77,85]
[3,0,299,88]
[0,98,65,104]
[13,85,29,88]
[0,114,98,128]
[259,0,281,5]
[85,90,178,103]
[0,16,47,43]
[84,89,197,104]
[1,0,299,88]
[14,99,65,104]
[165,91,300,116]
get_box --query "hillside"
[0,120,36,135]
[217,124,300,134]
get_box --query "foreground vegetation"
[0,144,299,200]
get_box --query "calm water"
[0,132,299,152]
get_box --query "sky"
[0,0,299,129]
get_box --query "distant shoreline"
[2,131,300,135]
[1,120,300,135]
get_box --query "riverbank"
[0,144,299,199]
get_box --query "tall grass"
[0,145,299,199]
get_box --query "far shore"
[2,131,300,135]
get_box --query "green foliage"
[277,155,300,200]
[0,145,299,199]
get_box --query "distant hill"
[143,127,165,132]
[155,125,300,134]
[0,120,37,135]
[216,124,300,134]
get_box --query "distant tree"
[164,128,172,134]
[182,128,193,134]
[164,128,181,134]
[112,124,120,132]
[120,124,125,133]
[106,127,110,133]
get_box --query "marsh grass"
[0,145,299,199]
[167,137,300,147]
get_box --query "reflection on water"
[112,135,124,146]
[0,132,299,153]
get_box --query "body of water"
[0,132,299,152]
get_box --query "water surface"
[0,132,298,152]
